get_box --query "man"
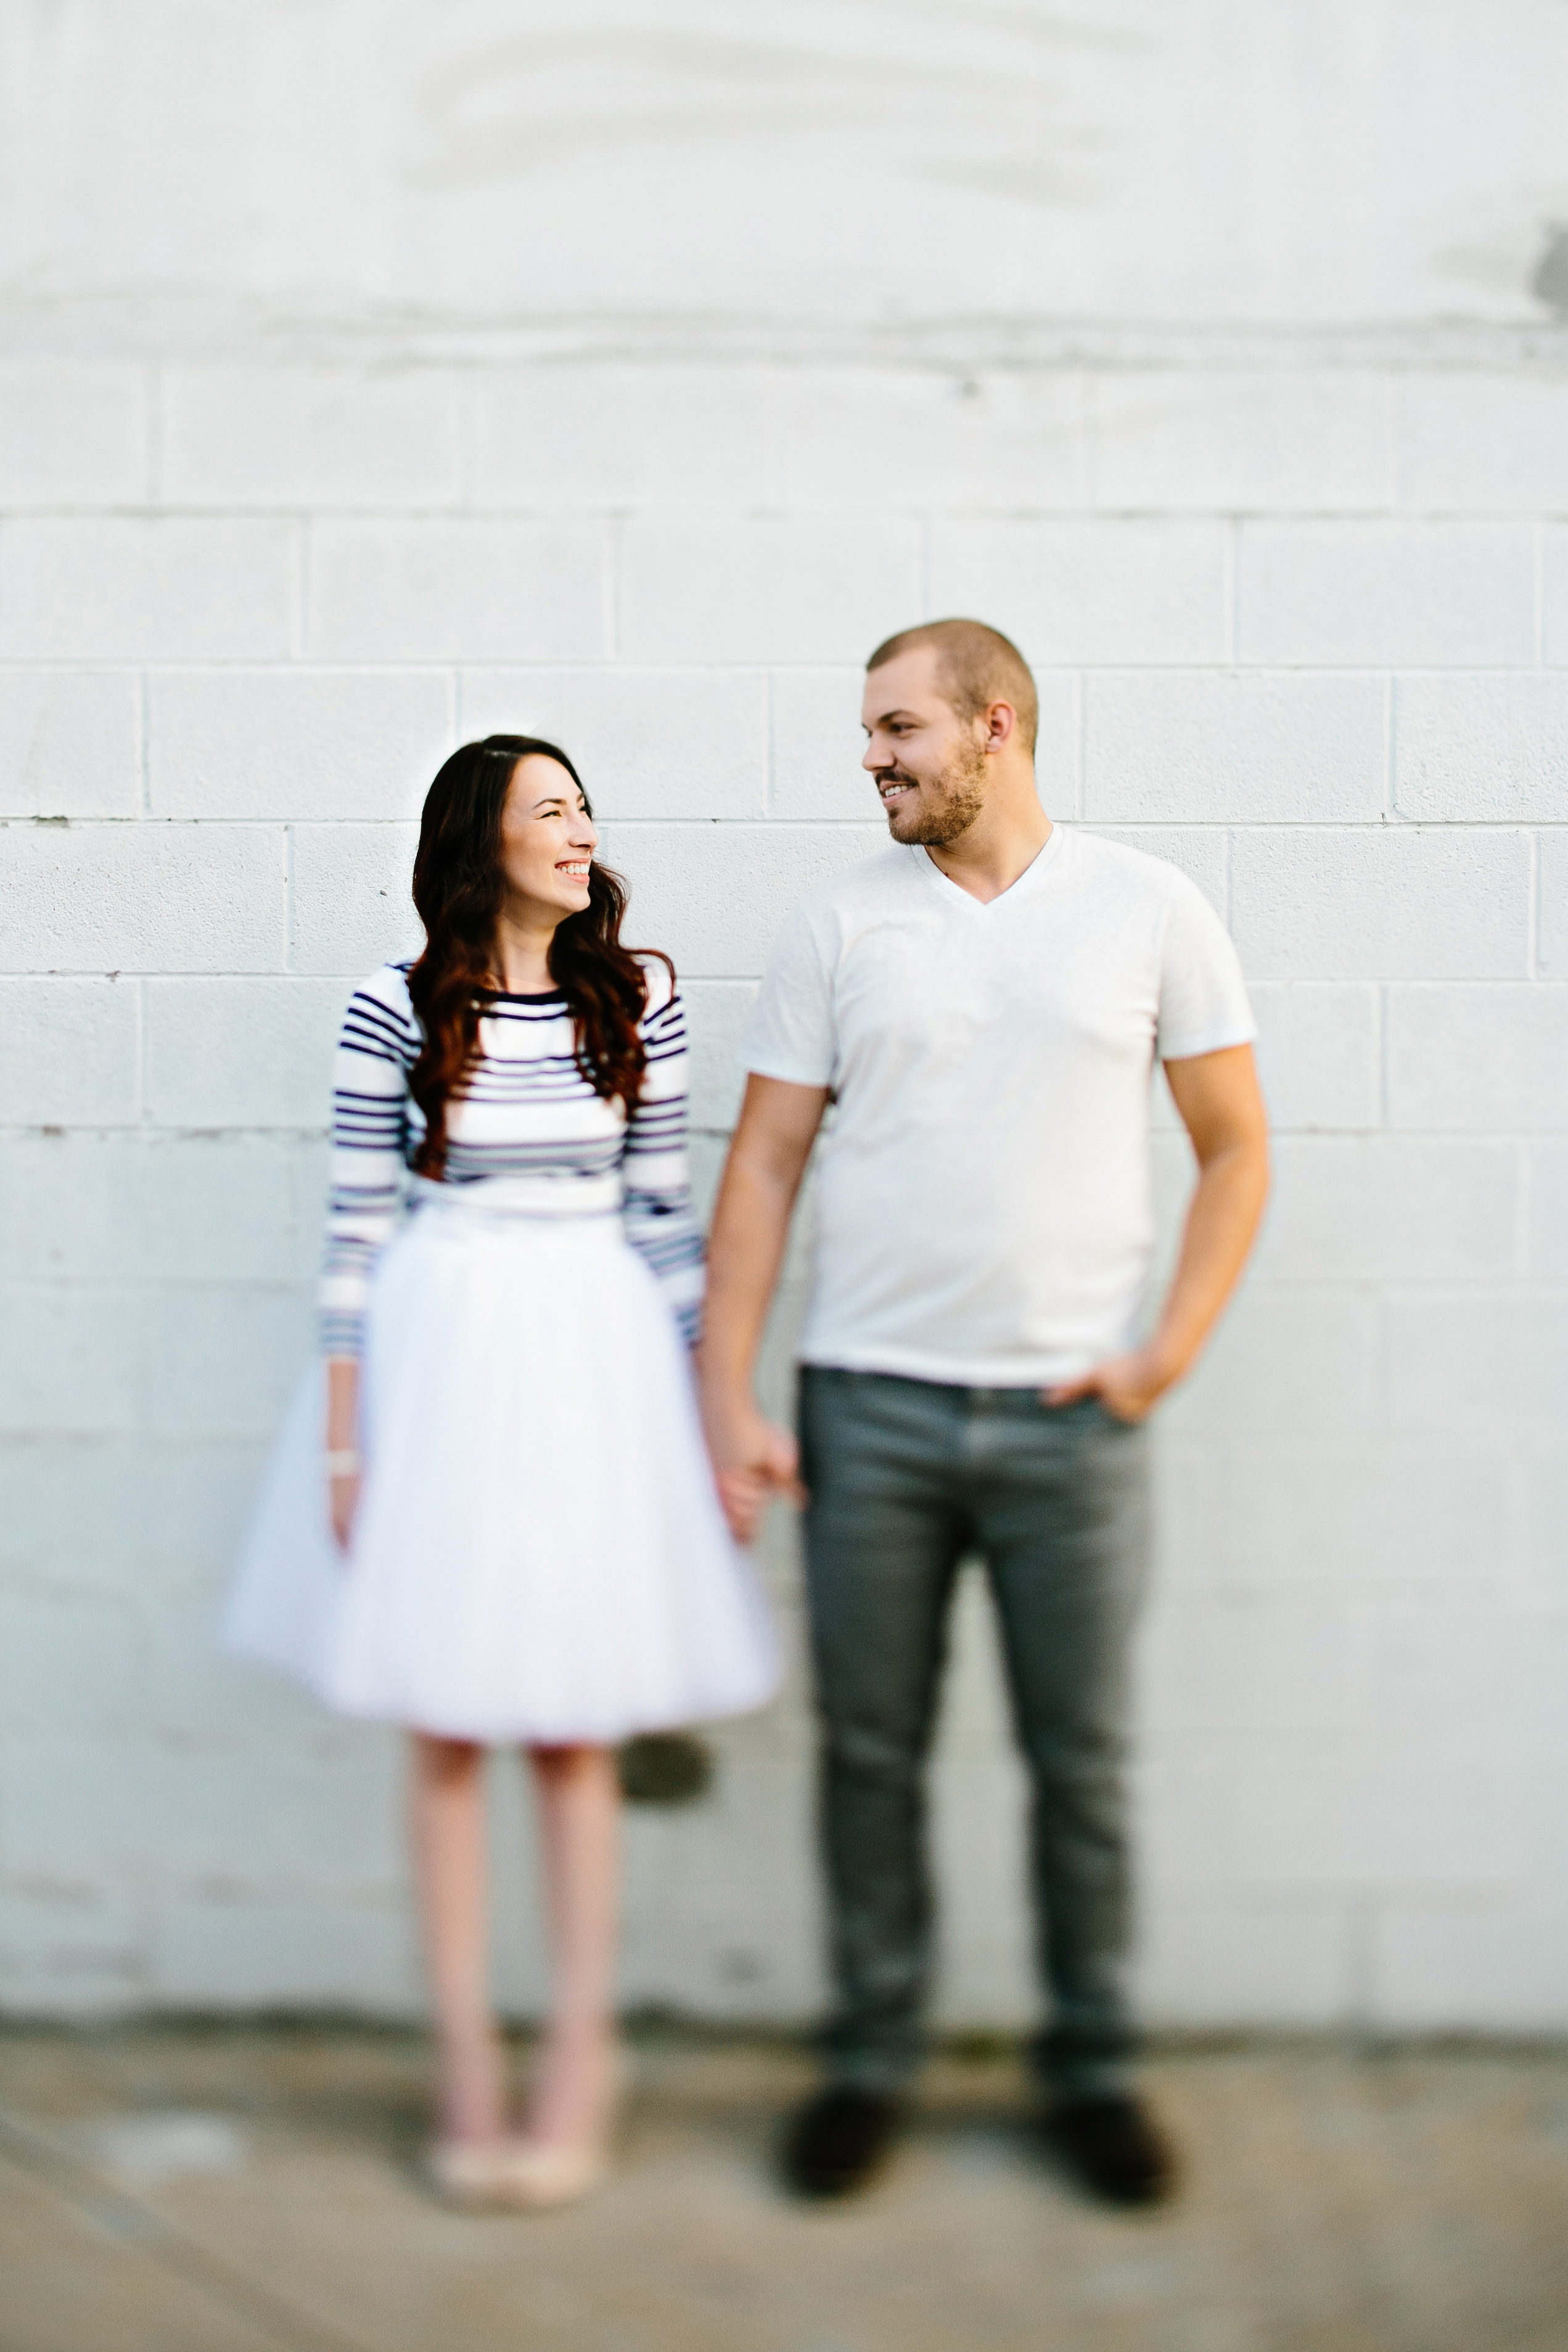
[698,619,1269,2205]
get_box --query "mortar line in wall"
[1382,673,1395,821]
[282,823,295,974]
[10,497,1564,524]
[22,815,1565,836]
[1,657,1562,679]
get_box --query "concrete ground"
[1,2025,1566,2352]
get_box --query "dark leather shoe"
[783,2086,903,2198]
[1045,2092,1178,2206]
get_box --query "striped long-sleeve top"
[318,959,705,1357]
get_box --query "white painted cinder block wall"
[1,0,1566,2031]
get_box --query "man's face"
[861,646,989,847]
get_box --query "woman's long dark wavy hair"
[406,736,665,1179]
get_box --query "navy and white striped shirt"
[319,959,705,1357]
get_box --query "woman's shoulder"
[635,951,681,1024]
[343,961,422,1042]
[355,958,416,1005]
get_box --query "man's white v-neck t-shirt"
[741,827,1257,1388]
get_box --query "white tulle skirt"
[224,1197,781,1745]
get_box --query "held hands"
[702,1396,805,1546]
[1041,1341,1186,1426]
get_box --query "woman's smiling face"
[497,752,597,926]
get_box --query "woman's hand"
[324,1357,363,1555]
[700,1392,805,1545]
[329,1470,362,1553]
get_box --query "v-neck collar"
[913,823,1064,916]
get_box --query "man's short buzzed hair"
[866,618,1038,755]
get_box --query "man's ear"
[984,700,1017,750]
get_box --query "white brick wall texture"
[2,0,1566,2035]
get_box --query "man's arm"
[1045,1042,1270,1423]
[697,1072,830,1541]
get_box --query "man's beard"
[882,736,989,846]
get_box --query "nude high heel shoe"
[505,2046,629,2211]
[425,2137,541,2211]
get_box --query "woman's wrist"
[324,1448,362,1478]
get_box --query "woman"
[227,736,779,2208]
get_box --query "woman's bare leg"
[523,1743,621,2147]
[408,1732,506,2145]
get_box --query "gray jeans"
[797,1367,1152,2098]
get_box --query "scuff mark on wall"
[409,27,1114,211]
